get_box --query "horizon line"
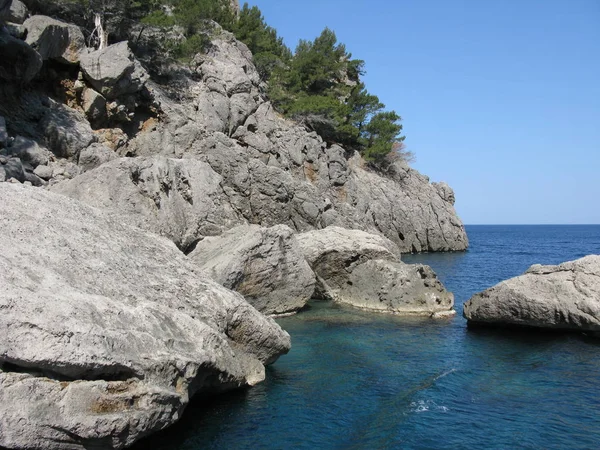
[465,223,600,226]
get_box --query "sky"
[244,0,600,224]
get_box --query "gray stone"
[51,157,245,252]
[6,0,27,23]
[78,143,117,172]
[0,27,42,82]
[343,260,455,316]
[33,163,53,180]
[6,135,51,167]
[80,41,149,100]
[0,183,290,449]
[41,102,96,159]
[0,156,25,182]
[4,22,26,38]
[189,224,316,316]
[24,15,85,64]
[297,226,454,315]
[82,87,107,127]
[464,255,600,332]
[0,116,7,147]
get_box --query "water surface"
[135,225,600,449]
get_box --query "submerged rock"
[189,224,316,316]
[297,226,454,316]
[464,255,600,333]
[0,183,290,449]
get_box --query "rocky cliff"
[0,2,465,448]
[0,1,468,254]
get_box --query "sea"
[135,225,600,450]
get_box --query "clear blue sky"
[245,0,600,224]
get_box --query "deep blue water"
[135,225,600,449]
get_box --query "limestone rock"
[82,88,107,127]
[342,260,455,316]
[80,41,149,100]
[0,115,7,147]
[189,224,316,316]
[51,156,245,252]
[41,102,96,159]
[78,143,117,172]
[0,183,290,449]
[32,163,52,180]
[5,0,27,23]
[3,135,51,167]
[0,27,42,82]
[24,15,85,64]
[297,226,401,270]
[0,156,25,182]
[297,226,454,315]
[464,255,600,332]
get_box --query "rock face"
[0,26,42,82]
[5,0,28,23]
[80,41,149,100]
[464,255,600,332]
[189,224,316,316]
[297,227,454,315]
[24,15,85,64]
[116,30,468,253]
[51,156,245,252]
[0,183,290,450]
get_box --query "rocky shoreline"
[0,1,469,448]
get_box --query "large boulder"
[80,41,149,100]
[51,156,245,252]
[24,15,85,64]
[297,227,454,316]
[0,155,25,182]
[0,27,42,82]
[2,135,52,167]
[189,224,316,316]
[0,183,290,449]
[41,102,96,159]
[78,143,117,172]
[2,0,28,23]
[464,255,600,333]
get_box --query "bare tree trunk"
[94,13,108,50]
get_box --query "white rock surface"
[0,183,290,449]
[297,226,454,315]
[189,224,316,316]
[464,255,600,332]
[24,15,85,64]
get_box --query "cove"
[134,225,600,449]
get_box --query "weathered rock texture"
[189,224,316,316]
[464,255,600,332]
[24,15,85,64]
[0,183,290,450]
[46,28,466,253]
[297,227,454,316]
[52,156,245,252]
[80,41,149,100]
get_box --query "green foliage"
[361,111,405,162]
[140,9,175,27]
[119,0,408,162]
[233,4,290,80]
[173,0,235,34]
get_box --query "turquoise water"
[135,225,600,449]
